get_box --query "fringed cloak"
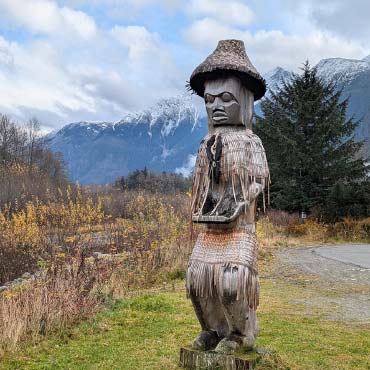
[187,129,269,310]
[191,129,269,217]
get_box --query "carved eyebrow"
[206,92,237,99]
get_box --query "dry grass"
[1,190,369,357]
[0,190,193,354]
[0,252,118,354]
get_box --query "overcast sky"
[0,0,369,131]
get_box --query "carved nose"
[213,100,225,112]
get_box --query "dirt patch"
[269,245,370,323]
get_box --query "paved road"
[313,244,370,269]
[276,244,370,322]
[278,244,370,284]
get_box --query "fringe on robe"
[187,130,269,310]
[186,228,260,309]
[191,129,270,217]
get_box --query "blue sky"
[0,0,369,131]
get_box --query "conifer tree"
[255,62,369,220]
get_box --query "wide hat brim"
[189,40,266,101]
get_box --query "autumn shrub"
[0,188,194,352]
[0,250,123,353]
[0,162,67,214]
[0,203,46,283]
[95,191,193,284]
[328,217,370,241]
[0,187,105,284]
[284,219,328,245]
[284,216,370,242]
[265,209,299,227]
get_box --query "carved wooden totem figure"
[186,40,269,354]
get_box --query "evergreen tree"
[255,62,369,221]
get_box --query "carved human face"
[204,77,243,126]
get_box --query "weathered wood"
[179,347,260,370]
[186,40,269,354]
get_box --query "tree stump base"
[179,347,264,370]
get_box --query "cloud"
[65,0,182,18]
[0,21,182,131]
[0,0,97,39]
[308,0,370,44]
[1,0,369,132]
[175,154,196,177]
[185,18,366,73]
[111,26,163,64]
[111,25,181,91]
[0,37,95,120]
[187,0,254,27]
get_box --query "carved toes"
[192,330,221,351]
[214,333,255,354]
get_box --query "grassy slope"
[1,276,370,370]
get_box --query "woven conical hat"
[189,39,266,101]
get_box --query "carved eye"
[221,92,233,102]
[205,94,215,103]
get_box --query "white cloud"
[0,22,182,130]
[187,0,254,27]
[277,0,370,46]
[111,25,162,63]
[175,154,196,177]
[65,0,182,18]
[0,0,97,39]
[185,18,246,46]
[127,0,181,9]
[0,37,95,119]
[111,25,181,90]
[185,18,366,73]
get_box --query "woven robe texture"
[188,130,268,310]
[186,227,260,309]
[191,129,269,217]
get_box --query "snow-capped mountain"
[263,67,293,94]
[316,57,370,85]
[265,55,370,89]
[49,55,370,185]
[48,95,207,184]
[117,95,199,137]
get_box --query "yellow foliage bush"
[286,219,326,236]
[329,217,370,241]
[0,203,44,283]
[0,187,106,283]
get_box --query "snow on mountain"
[264,56,370,93]
[48,95,206,184]
[316,57,370,85]
[264,67,293,94]
[49,55,370,185]
[51,121,112,140]
[260,56,370,159]
[116,94,199,137]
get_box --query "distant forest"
[114,168,191,194]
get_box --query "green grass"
[1,279,370,370]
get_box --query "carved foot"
[214,333,255,354]
[192,330,221,351]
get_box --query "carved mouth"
[212,111,228,122]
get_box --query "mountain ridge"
[49,55,370,184]
[48,95,207,184]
